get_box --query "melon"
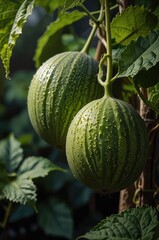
[66,96,149,193]
[27,51,104,149]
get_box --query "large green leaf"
[62,0,85,12]
[18,156,65,179]
[1,177,37,204]
[78,206,159,240]
[0,0,35,78]
[0,135,65,205]
[38,197,73,239]
[118,31,159,78]
[34,10,86,67]
[111,6,157,45]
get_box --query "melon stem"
[105,0,113,84]
[97,54,113,97]
[81,3,104,54]
[80,4,98,24]
[97,0,113,96]
[81,23,99,54]
[104,83,113,97]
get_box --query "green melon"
[66,96,149,193]
[27,51,104,149]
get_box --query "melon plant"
[27,51,104,149]
[65,0,150,193]
[66,95,149,193]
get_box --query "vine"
[97,0,114,97]
[81,3,104,54]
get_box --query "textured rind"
[66,96,149,193]
[27,51,104,149]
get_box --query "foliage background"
[0,1,119,239]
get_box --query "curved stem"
[80,4,98,23]
[81,23,99,54]
[97,54,112,96]
[90,4,119,15]
[110,72,119,83]
[98,54,107,87]
[105,0,112,84]
[81,4,104,54]
[97,0,113,97]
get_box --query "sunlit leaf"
[0,0,35,78]
[1,177,37,204]
[111,6,157,45]
[78,206,159,240]
[0,135,65,206]
[34,10,86,67]
[118,31,159,78]
[18,156,65,179]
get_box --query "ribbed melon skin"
[66,96,149,193]
[27,51,104,149]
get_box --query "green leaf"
[38,197,73,239]
[0,134,23,173]
[62,0,85,12]
[78,206,159,240]
[134,62,159,88]
[34,10,86,67]
[18,156,65,179]
[0,135,65,205]
[148,81,159,112]
[118,31,159,78]
[111,6,157,45]
[0,155,64,205]
[1,177,37,204]
[0,0,35,78]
